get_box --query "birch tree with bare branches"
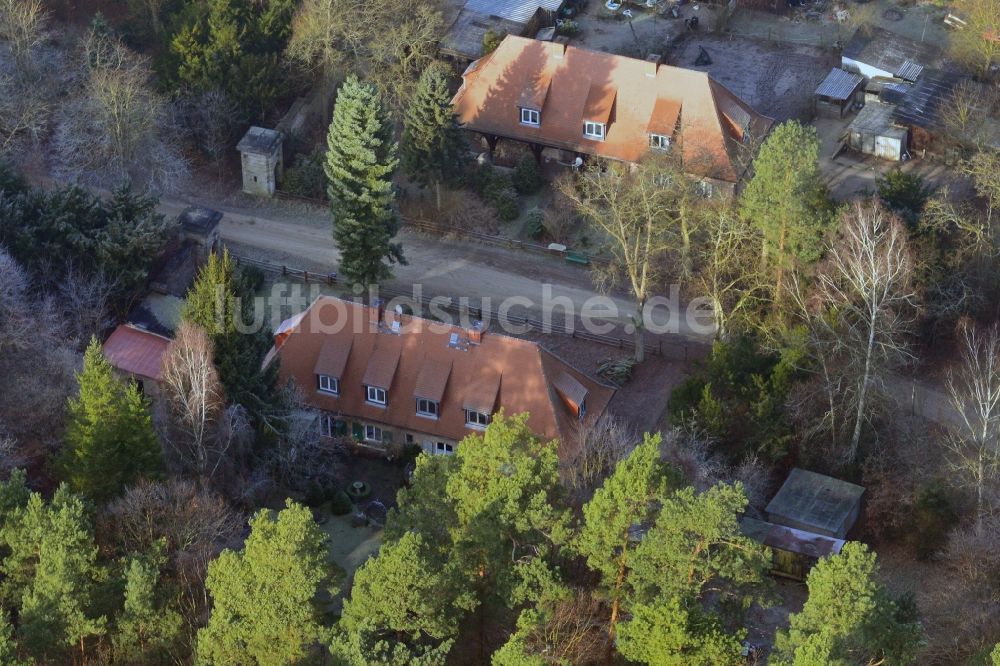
[160,322,232,481]
[810,200,918,463]
[944,322,1000,534]
[693,201,767,339]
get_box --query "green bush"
[668,336,801,462]
[281,147,327,200]
[525,207,545,238]
[512,154,542,195]
[482,29,507,55]
[485,181,520,221]
[905,481,956,560]
[304,481,327,507]
[329,489,353,516]
[556,19,580,37]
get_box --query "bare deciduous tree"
[56,264,117,347]
[560,156,699,361]
[265,391,345,494]
[53,32,188,193]
[809,200,918,463]
[563,416,636,496]
[286,0,443,107]
[948,0,1000,76]
[174,87,239,173]
[0,0,49,69]
[938,80,1000,151]
[944,321,1000,534]
[0,430,27,478]
[0,248,75,447]
[693,201,767,339]
[160,322,244,482]
[99,478,244,637]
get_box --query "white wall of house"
[841,57,892,81]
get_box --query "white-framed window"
[520,107,540,126]
[698,181,714,198]
[650,133,670,150]
[416,398,439,418]
[435,441,455,455]
[321,414,344,438]
[317,374,339,395]
[366,385,387,405]
[465,409,491,429]
[364,424,383,443]
[583,121,605,140]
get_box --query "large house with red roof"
[268,296,615,458]
[451,35,774,195]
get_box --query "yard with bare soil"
[667,33,837,122]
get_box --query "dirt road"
[156,195,715,340]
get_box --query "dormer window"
[416,398,439,419]
[366,385,387,405]
[584,121,605,140]
[520,108,540,126]
[465,409,491,429]
[650,133,671,150]
[317,374,340,395]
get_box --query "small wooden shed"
[846,102,908,161]
[814,68,864,118]
[740,517,846,581]
[765,468,864,539]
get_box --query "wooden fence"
[273,189,610,267]
[232,253,707,361]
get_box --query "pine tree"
[615,599,744,666]
[773,541,923,665]
[401,63,466,210]
[196,500,334,664]
[628,483,771,605]
[60,338,162,502]
[740,121,833,303]
[325,75,405,289]
[330,532,456,665]
[0,610,27,666]
[113,551,184,664]
[0,485,107,662]
[575,433,675,652]
[181,249,239,338]
[445,413,570,606]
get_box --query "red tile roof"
[452,35,774,183]
[102,325,172,382]
[271,296,616,451]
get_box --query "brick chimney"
[645,53,662,78]
[369,298,385,328]
[468,321,484,344]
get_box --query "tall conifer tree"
[325,75,404,289]
[60,338,162,501]
[401,63,466,210]
[197,500,333,664]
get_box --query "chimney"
[369,298,385,328]
[645,53,662,78]
[468,320,484,345]
[550,37,568,59]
